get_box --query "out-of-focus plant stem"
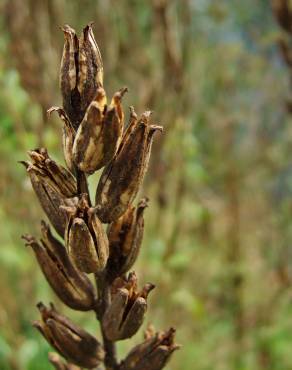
[224,119,244,368]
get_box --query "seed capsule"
[95,110,162,223]
[119,326,179,370]
[107,198,148,281]
[73,87,127,174]
[272,0,292,33]
[48,353,81,370]
[62,194,109,273]
[26,148,77,197]
[78,23,104,113]
[47,107,76,172]
[60,24,103,130]
[34,303,104,369]
[21,149,77,237]
[102,272,154,341]
[22,221,96,311]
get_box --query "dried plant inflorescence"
[21,23,179,370]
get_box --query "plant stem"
[75,167,92,205]
[76,165,117,368]
[95,273,118,370]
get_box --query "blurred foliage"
[1,0,292,369]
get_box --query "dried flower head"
[22,22,178,370]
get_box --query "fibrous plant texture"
[21,23,179,370]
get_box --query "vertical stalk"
[75,167,91,204]
[94,273,118,370]
[224,119,244,368]
[226,163,243,352]
[76,160,117,368]
[76,164,117,368]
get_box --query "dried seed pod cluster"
[34,303,104,368]
[62,194,109,274]
[95,111,163,223]
[22,222,96,311]
[272,0,292,111]
[119,326,180,370]
[106,198,148,281]
[102,272,155,341]
[48,352,81,370]
[21,23,178,369]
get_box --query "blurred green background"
[1,0,292,369]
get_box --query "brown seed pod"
[73,87,127,173]
[26,148,77,197]
[34,303,104,368]
[20,149,77,237]
[62,194,109,273]
[48,353,81,370]
[22,221,96,311]
[60,23,103,130]
[95,110,162,223]
[272,0,292,33]
[21,165,67,237]
[102,272,154,341]
[78,23,104,113]
[119,326,179,370]
[47,107,76,172]
[106,198,148,281]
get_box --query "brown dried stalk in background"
[5,0,60,146]
[21,23,179,369]
[271,0,292,288]
[272,0,292,112]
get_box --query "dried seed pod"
[48,353,81,370]
[21,149,77,237]
[73,87,128,173]
[107,198,148,281]
[47,107,76,172]
[60,24,103,130]
[62,194,109,273]
[22,222,96,311]
[26,148,77,197]
[123,106,138,142]
[119,326,179,370]
[95,110,162,223]
[60,25,80,128]
[34,303,104,368]
[102,272,154,341]
[78,23,104,113]
[272,0,292,33]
